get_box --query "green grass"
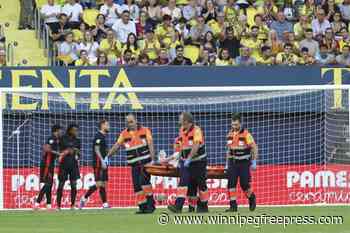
[0,206,348,233]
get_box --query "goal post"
[0,85,350,210]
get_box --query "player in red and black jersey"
[80,120,110,209]
[56,124,81,210]
[34,125,62,210]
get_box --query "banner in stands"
[3,164,350,209]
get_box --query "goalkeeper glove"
[251,159,257,170]
[184,158,192,168]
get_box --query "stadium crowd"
[34,0,350,65]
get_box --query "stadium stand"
[12,0,350,66]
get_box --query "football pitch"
[0,206,348,233]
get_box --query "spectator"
[208,12,226,39]
[155,48,170,65]
[41,0,61,27]
[142,0,162,23]
[223,0,239,26]
[189,15,212,44]
[112,10,136,43]
[136,11,153,39]
[252,14,269,42]
[196,48,211,65]
[316,43,336,64]
[183,0,201,21]
[72,22,89,43]
[259,0,278,26]
[92,14,110,42]
[121,0,140,22]
[100,0,122,27]
[241,25,262,61]
[51,14,71,42]
[201,31,217,53]
[62,0,84,29]
[294,15,311,40]
[266,30,283,56]
[322,0,340,22]
[119,49,138,65]
[161,0,182,22]
[299,28,319,57]
[219,26,240,59]
[338,27,350,51]
[123,32,140,57]
[141,29,161,60]
[75,50,91,66]
[96,51,109,65]
[170,45,193,65]
[298,47,316,65]
[215,48,235,65]
[299,0,317,19]
[201,0,218,23]
[270,11,293,40]
[336,45,350,65]
[79,31,99,63]
[311,9,331,37]
[138,53,153,65]
[155,15,176,48]
[321,27,339,53]
[19,0,34,30]
[256,46,275,65]
[99,28,122,64]
[57,32,79,66]
[339,0,350,25]
[331,12,346,37]
[276,43,299,65]
[236,47,256,66]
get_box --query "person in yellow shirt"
[298,47,316,65]
[140,29,161,61]
[293,15,311,40]
[223,0,238,26]
[75,50,91,66]
[256,45,275,65]
[215,48,235,65]
[258,0,278,25]
[122,33,141,58]
[72,22,89,43]
[208,12,227,39]
[338,27,350,52]
[251,14,269,41]
[241,26,262,60]
[155,14,176,48]
[99,29,122,65]
[276,43,299,65]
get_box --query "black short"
[94,167,108,182]
[58,163,80,182]
[39,166,54,183]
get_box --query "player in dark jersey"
[56,124,81,210]
[79,120,110,209]
[34,124,62,210]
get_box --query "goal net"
[0,86,349,209]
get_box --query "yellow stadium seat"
[83,8,99,27]
[184,45,199,64]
